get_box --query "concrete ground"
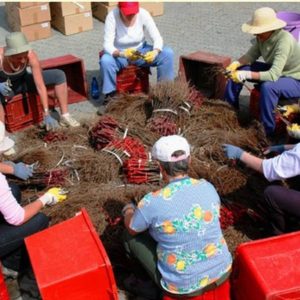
[1,2,300,299]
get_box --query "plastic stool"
[163,280,230,300]
[99,51,150,94]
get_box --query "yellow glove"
[39,187,68,206]
[121,48,140,61]
[143,49,159,64]
[225,61,241,74]
[282,104,300,117]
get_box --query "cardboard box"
[51,11,93,35]
[5,3,51,27]
[141,2,164,17]
[20,22,52,42]
[92,2,115,22]
[50,2,91,17]
[13,2,45,9]
[101,2,118,6]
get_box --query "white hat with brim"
[4,32,31,56]
[242,7,286,35]
[0,122,15,153]
[152,135,190,162]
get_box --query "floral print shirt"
[130,177,232,295]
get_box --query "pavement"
[1,2,300,299]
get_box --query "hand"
[225,61,241,74]
[122,203,136,217]
[39,187,68,207]
[13,162,33,180]
[0,82,13,97]
[263,145,285,155]
[143,50,159,64]
[120,48,140,61]
[222,144,244,160]
[230,70,252,83]
[43,114,58,131]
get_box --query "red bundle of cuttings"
[148,115,177,136]
[43,131,68,143]
[123,158,161,184]
[187,88,204,111]
[89,116,119,150]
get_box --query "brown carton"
[20,22,52,42]
[141,2,164,17]
[101,2,118,6]
[13,3,45,9]
[5,3,51,27]
[51,12,93,35]
[92,3,116,22]
[50,2,91,17]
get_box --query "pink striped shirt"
[0,173,24,225]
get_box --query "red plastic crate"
[25,208,118,300]
[0,263,10,300]
[233,231,300,300]
[178,51,231,99]
[40,54,88,107]
[163,280,230,300]
[4,93,43,133]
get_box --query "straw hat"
[0,122,14,153]
[242,7,286,34]
[4,32,31,56]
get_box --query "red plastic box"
[25,208,118,300]
[233,231,300,300]
[40,54,88,107]
[163,280,230,300]
[178,51,231,99]
[4,92,43,133]
[0,263,10,300]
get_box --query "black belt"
[164,270,231,298]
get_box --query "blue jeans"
[100,43,174,95]
[224,61,300,134]
[0,184,49,271]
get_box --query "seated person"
[223,143,300,235]
[0,32,80,131]
[224,7,300,136]
[123,135,232,298]
[99,1,174,113]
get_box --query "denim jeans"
[224,61,300,134]
[0,183,49,271]
[100,43,174,95]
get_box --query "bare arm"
[124,207,139,236]
[22,199,44,224]
[0,162,14,175]
[240,152,264,174]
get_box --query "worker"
[0,32,80,132]
[222,143,300,235]
[123,135,232,299]
[98,1,174,114]
[224,7,300,136]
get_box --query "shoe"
[3,146,16,156]
[2,265,19,279]
[97,106,106,116]
[96,91,117,116]
[59,114,80,127]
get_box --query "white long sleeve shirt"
[0,173,24,225]
[103,7,163,55]
[262,143,300,181]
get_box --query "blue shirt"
[130,177,232,295]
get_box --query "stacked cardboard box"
[92,2,164,22]
[50,2,93,36]
[5,2,52,42]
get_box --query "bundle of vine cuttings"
[42,131,68,143]
[102,136,148,165]
[147,115,178,136]
[123,157,161,184]
[89,115,121,150]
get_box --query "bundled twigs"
[123,158,161,184]
[43,131,68,143]
[89,115,121,150]
[147,115,178,136]
[102,136,147,165]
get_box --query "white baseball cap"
[0,121,15,153]
[151,135,190,162]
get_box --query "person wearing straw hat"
[98,2,174,114]
[222,142,300,235]
[0,32,80,131]
[122,135,232,299]
[224,7,300,136]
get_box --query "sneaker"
[3,146,16,156]
[59,114,80,127]
[2,265,19,279]
[96,91,117,116]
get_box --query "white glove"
[231,70,252,83]
[39,187,68,207]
